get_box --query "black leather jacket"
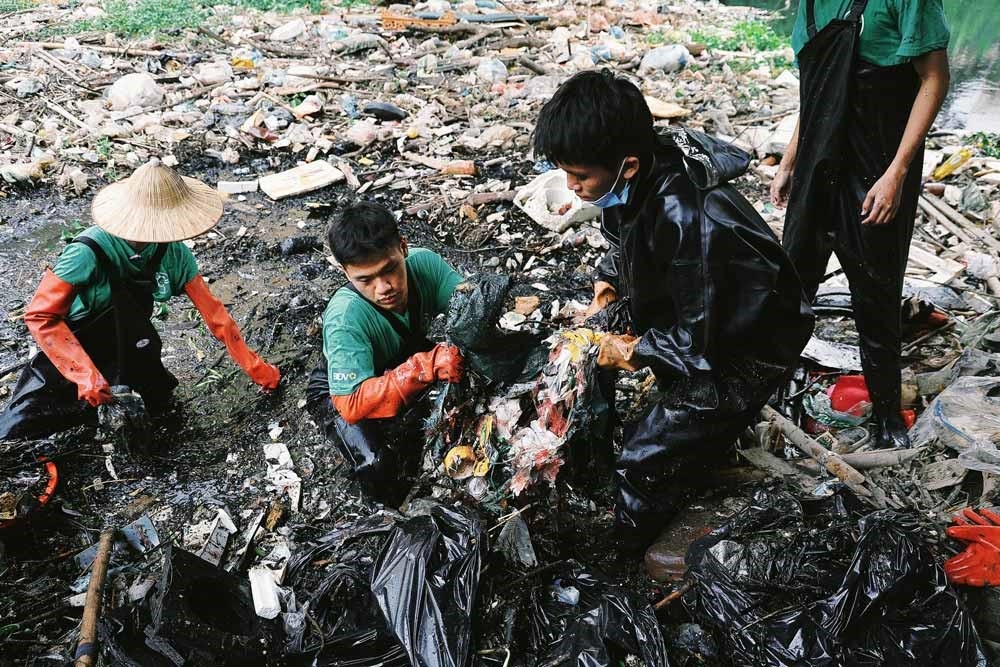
[596,128,814,384]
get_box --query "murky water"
[723,0,1000,133]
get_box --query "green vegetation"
[228,0,324,14]
[64,0,339,38]
[692,19,789,52]
[0,0,37,11]
[74,0,208,37]
[60,219,87,243]
[970,132,1000,159]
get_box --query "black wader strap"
[341,266,424,345]
[72,237,168,282]
[806,0,817,39]
[847,0,870,21]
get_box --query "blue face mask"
[585,159,631,209]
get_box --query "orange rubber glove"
[576,280,618,324]
[24,270,112,407]
[596,334,640,372]
[944,507,1000,586]
[184,275,280,390]
[332,343,463,424]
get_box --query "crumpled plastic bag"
[684,487,986,666]
[910,376,1000,473]
[445,274,547,386]
[370,503,486,667]
[529,563,670,667]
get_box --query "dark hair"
[533,69,655,170]
[327,201,402,265]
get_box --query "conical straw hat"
[91,158,224,243]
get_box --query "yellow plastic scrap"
[444,446,476,479]
[231,57,256,70]
[557,328,604,362]
[473,416,494,477]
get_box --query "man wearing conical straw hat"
[0,159,281,441]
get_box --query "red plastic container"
[828,375,870,415]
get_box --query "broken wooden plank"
[794,447,925,472]
[923,193,1000,255]
[259,161,344,200]
[907,242,965,284]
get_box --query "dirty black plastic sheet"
[371,503,486,667]
[445,274,547,386]
[684,487,986,667]
[459,559,666,667]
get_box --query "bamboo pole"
[74,529,114,667]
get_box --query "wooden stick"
[922,194,1000,254]
[760,405,872,497]
[793,447,925,472]
[75,529,114,667]
[654,579,694,610]
[918,195,974,244]
[15,41,195,59]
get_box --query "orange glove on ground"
[332,343,463,424]
[597,334,640,372]
[24,270,112,407]
[944,507,1000,586]
[184,275,280,390]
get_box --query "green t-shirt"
[322,248,463,396]
[53,226,200,321]
[791,0,950,67]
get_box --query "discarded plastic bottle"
[933,147,973,180]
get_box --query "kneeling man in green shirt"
[306,201,464,504]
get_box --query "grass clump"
[229,0,324,13]
[76,0,208,37]
[692,19,789,52]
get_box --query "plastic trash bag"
[145,546,279,665]
[371,503,486,667]
[909,376,1000,474]
[445,274,547,386]
[684,487,986,667]
[528,562,670,667]
[285,506,487,667]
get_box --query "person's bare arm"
[770,115,801,208]
[861,49,950,224]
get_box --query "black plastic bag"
[146,546,279,665]
[445,274,547,386]
[371,503,487,667]
[684,488,987,667]
[482,561,670,667]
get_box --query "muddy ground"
[2,146,760,663]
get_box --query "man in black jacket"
[534,70,815,553]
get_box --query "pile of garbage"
[681,486,986,666]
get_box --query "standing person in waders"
[772,0,950,449]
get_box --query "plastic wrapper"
[909,376,1000,474]
[802,391,871,427]
[683,487,986,666]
